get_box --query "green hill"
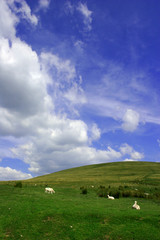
[26,161,160,187]
[1,161,160,240]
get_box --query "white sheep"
[45,187,55,194]
[132,201,140,210]
[45,187,50,193]
[107,194,115,200]
[49,188,55,194]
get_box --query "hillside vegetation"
[26,161,160,187]
[1,161,160,240]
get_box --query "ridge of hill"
[26,161,160,187]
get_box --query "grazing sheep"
[50,188,55,194]
[45,187,55,194]
[132,201,140,210]
[107,194,115,200]
[144,193,149,196]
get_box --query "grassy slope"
[1,162,160,240]
[1,184,160,240]
[26,161,160,187]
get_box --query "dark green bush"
[154,192,160,199]
[121,190,132,198]
[97,190,107,198]
[118,185,124,191]
[81,188,88,194]
[14,181,22,188]
[96,185,159,200]
[108,189,121,199]
[97,186,108,197]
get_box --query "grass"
[0,162,160,239]
[24,161,160,187]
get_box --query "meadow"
[0,162,160,240]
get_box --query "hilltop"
[26,161,160,187]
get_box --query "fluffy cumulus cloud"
[122,109,140,132]
[120,143,133,155]
[0,167,32,181]
[120,143,144,161]
[130,151,144,160]
[10,121,101,175]
[0,0,145,180]
[0,37,53,137]
[0,0,94,178]
[11,142,122,175]
[0,38,52,112]
[0,0,18,39]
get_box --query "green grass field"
[0,162,160,239]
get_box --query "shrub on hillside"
[97,186,107,197]
[108,189,121,199]
[97,185,151,199]
[121,190,132,198]
[14,181,22,188]
[80,186,88,194]
[154,192,160,199]
[118,185,124,191]
[81,188,88,194]
[96,184,159,200]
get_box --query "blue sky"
[0,0,160,180]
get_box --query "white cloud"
[65,1,74,14]
[77,2,92,31]
[64,82,87,105]
[41,52,76,82]
[39,0,50,9]
[11,140,122,175]
[0,0,93,178]
[86,62,160,129]
[40,52,86,116]
[0,0,146,179]
[74,40,84,52]
[0,0,18,39]
[120,143,144,161]
[0,167,32,180]
[0,38,52,116]
[0,37,53,137]
[120,143,133,155]
[8,0,38,26]
[90,123,101,141]
[77,3,92,20]
[122,109,139,132]
[130,151,144,160]
[123,158,138,162]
